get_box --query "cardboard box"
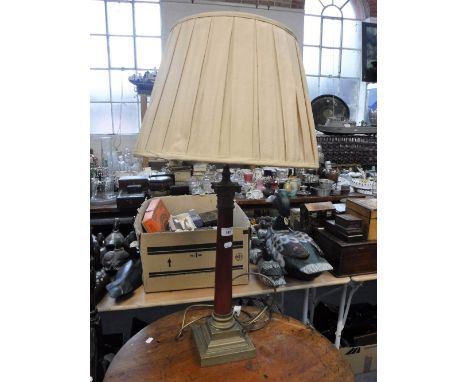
[346,198,377,241]
[135,194,250,293]
[340,344,377,374]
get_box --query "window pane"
[306,76,319,100]
[90,36,108,68]
[342,1,357,18]
[335,0,350,8]
[341,49,360,77]
[318,76,341,96]
[322,6,342,18]
[303,46,320,75]
[112,103,140,134]
[321,48,340,76]
[89,0,106,34]
[303,16,321,46]
[135,3,161,36]
[111,70,139,102]
[91,103,113,134]
[304,0,323,15]
[322,18,341,47]
[339,78,360,120]
[109,36,135,68]
[107,1,133,36]
[319,78,359,119]
[90,70,110,102]
[136,37,161,69]
[342,20,361,49]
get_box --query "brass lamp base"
[192,312,256,367]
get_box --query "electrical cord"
[175,304,213,340]
[175,272,282,340]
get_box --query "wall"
[367,0,377,17]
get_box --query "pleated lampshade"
[134,11,319,168]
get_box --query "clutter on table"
[90,141,377,206]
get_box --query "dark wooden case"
[324,220,364,243]
[335,213,362,229]
[116,191,146,210]
[118,176,149,192]
[313,228,376,277]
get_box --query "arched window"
[303,0,368,122]
[90,0,162,135]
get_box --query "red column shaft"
[213,204,234,316]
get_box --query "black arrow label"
[168,258,172,267]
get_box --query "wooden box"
[118,175,149,192]
[300,201,335,232]
[324,220,364,243]
[335,213,362,230]
[313,228,376,277]
[346,198,377,241]
[116,191,146,210]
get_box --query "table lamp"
[134,11,319,367]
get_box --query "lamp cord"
[175,272,281,340]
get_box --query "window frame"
[303,0,367,122]
[90,0,162,135]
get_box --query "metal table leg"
[302,288,310,324]
[302,286,345,326]
[334,281,363,348]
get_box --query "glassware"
[100,136,114,170]
[188,176,202,195]
[288,178,299,197]
[243,170,253,183]
[90,167,116,204]
[253,168,263,181]
[201,176,214,194]
[276,168,288,182]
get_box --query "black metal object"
[311,94,350,127]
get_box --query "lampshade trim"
[171,11,297,41]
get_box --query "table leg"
[334,281,364,348]
[308,288,317,326]
[279,291,285,312]
[302,288,310,324]
[334,284,348,348]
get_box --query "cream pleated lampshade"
[134,11,318,168]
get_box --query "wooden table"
[103,308,355,382]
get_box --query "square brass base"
[192,317,256,367]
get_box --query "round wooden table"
[104,308,354,382]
